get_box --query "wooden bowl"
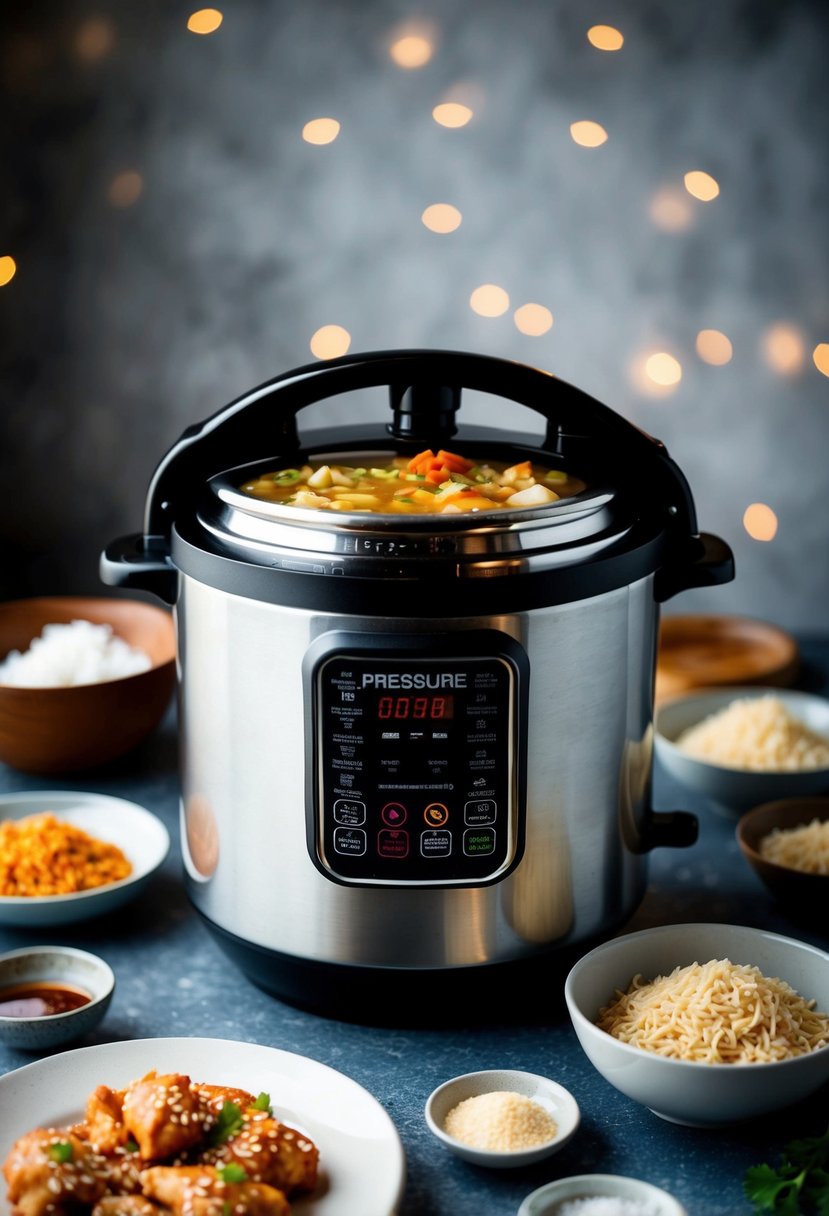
[737,796,829,912]
[656,614,799,705]
[0,597,175,774]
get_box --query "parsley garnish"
[48,1142,73,1164]
[216,1163,248,1184]
[744,1124,829,1213]
[252,1092,272,1114]
[208,1100,244,1146]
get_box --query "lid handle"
[137,349,703,546]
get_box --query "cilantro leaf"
[744,1164,805,1213]
[745,1124,829,1215]
[252,1092,272,1114]
[48,1142,73,1164]
[208,1100,244,1146]
[216,1163,248,1184]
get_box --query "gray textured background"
[1,0,827,630]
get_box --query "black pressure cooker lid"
[101,349,734,612]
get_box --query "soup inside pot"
[240,448,587,515]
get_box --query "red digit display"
[376,694,453,720]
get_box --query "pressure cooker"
[102,349,734,1017]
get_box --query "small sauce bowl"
[424,1068,580,1169]
[0,945,115,1050]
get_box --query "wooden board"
[656,614,800,705]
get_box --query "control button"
[333,827,367,856]
[464,799,496,825]
[377,829,409,858]
[423,802,449,827]
[463,827,496,857]
[333,799,366,825]
[381,802,407,826]
[421,830,452,858]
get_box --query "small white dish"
[0,945,115,1050]
[425,1068,580,1169]
[517,1173,688,1216]
[655,686,829,815]
[564,922,829,1126]
[0,790,170,926]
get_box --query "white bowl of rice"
[564,922,829,1126]
[654,686,829,815]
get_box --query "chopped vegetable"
[252,1092,272,1113]
[48,1142,73,1164]
[208,1100,244,1146]
[216,1163,248,1184]
[241,451,585,515]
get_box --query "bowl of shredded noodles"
[737,796,829,912]
[564,922,829,1126]
[654,686,829,814]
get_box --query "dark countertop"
[2,636,829,1216]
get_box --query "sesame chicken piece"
[3,1128,109,1216]
[93,1197,169,1216]
[122,1073,213,1162]
[200,1111,318,1197]
[84,1085,131,1154]
[141,1165,291,1216]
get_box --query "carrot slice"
[437,449,473,472]
[407,449,436,472]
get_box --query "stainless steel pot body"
[178,571,658,970]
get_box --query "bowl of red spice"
[424,1068,580,1169]
[0,790,170,927]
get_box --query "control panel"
[304,631,528,887]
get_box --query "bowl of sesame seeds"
[424,1068,580,1168]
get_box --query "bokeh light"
[648,186,694,232]
[569,120,608,147]
[743,503,778,542]
[302,118,341,145]
[310,325,352,360]
[421,204,462,233]
[0,256,17,287]
[74,17,116,62]
[470,284,510,317]
[587,25,624,51]
[696,329,733,366]
[389,34,433,68]
[645,352,683,386]
[432,102,473,128]
[107,171,144,208]
[762,323,805,374]
[813,343,829,377]
[514,304,554,336]
[684,170,720,201]
[187,9,223,34]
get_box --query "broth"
[240,448,586,515]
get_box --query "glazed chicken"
[3,1073,319,1216]
[142,1166,291,1216]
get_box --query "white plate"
[0,1037,405,1216]
[0,791,170,926]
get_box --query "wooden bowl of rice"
[564,922,829,1126]
[737,796,829,912]
[0,596,175,774]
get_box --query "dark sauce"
[0,981,92,1018]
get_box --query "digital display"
[377,693,454,721]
